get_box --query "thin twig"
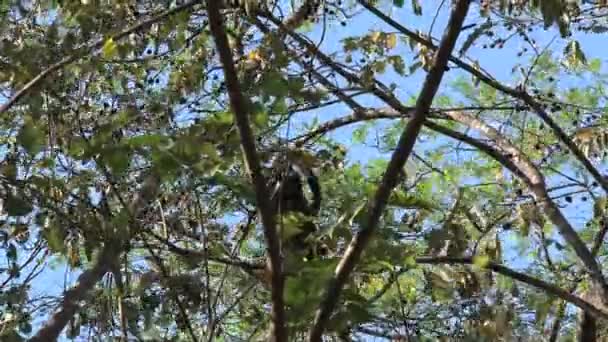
[415,256,608,319]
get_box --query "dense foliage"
[2,0,608,341]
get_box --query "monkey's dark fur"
[271,163,321,253]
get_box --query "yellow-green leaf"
[102,38,118,59]
[473,255,490,268]
[386,33,397,49]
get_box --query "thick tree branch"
[27,246,117,342]
[441,110,608,299]
[28,173,161,342]
[356,0,608,196]
[306,1,471,340]
[415,257,608,320]
[205,2,286,341]
[0,0,202,114]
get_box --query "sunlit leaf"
[102,37,118,59]
[473,255,490,268]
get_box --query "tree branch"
[262,13,608,298]
[440,110,608,300]
[27,246,117,342]
[281,101,608,324]
[415,257,608,320]
[205,2,286,341]
[306,1,471,340]
[28,173,161,342]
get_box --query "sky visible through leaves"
[4,0,608,340]
[4,0,603,334]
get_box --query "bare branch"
[304,1,471,340]
[205,2,286,341]
[27,246,117,342]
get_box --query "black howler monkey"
[270,159,321,256]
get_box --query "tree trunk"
[578,311,597,342]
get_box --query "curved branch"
[27,247,116,342]
[265,0,608,310]
[305,1,472,340]
[441,110,608,300]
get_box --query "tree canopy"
[2,0,608,341]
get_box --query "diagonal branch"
[27,246,118,342]
[415,257,608,320]
[282,98,608,322]
[28,173,161,342]
[0,0,203,114]
[305,1,471,340]
[205,2,286,341]
[441,110,608,300]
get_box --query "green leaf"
[127,134,169,148]
[111,77,124,95]
[411,0,422,15]
[102,147,131,175]
[17,119,44,155]
[5,194,33,217]
[388,191,435,209]
[253,110,269,127]
[394,0,405,7]
[280,213,309,241]
[43,222,67,253]
[102,38,118,59]
[352,125,368,144]
[260,71,288,97]
[208,174,256,204]
[589,58,602,73]
[473,255,490,268]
